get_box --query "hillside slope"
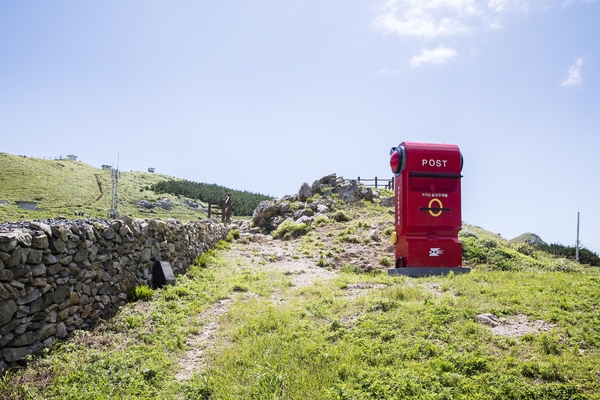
[0,153,248,222]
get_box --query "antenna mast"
[575,211,580,263]
[109,154,120,219]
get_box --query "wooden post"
[223,193,232,223]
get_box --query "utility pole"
[109,154,120,219]
[575,211,580,263]
[109,168,119,219]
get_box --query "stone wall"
[0,216,229,370]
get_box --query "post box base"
[387,267,471,277]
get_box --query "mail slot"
[388,141,470,276]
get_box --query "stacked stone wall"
[0,217,229,370]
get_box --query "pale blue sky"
[1,1,598,252]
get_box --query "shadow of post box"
[388,141,470,276]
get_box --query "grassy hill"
[0,153,257,222]
[1,197,599,399]
[510,232,548,247]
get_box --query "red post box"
[388,141,470,276]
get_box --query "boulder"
[380,197,394,207]
[31,234,49,249]
[184,199,199,209]
[0,299,17,326]
[316,204,329,214]
[252,200,279,227]
[360,187,373,201]
[138,200,154,209]
[0,233,19,253]
[311,180,322,195]
[319,173,337,185]
[29,222,52,236]
[335,180,361,202]
[157,198,173,210]
[298,183,312,201]
[3,346,33,363]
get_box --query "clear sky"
[1,1,598,252]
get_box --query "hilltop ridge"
[0,153,267,222]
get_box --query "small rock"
[476,313,500,327]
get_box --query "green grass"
[271,220,310,240]
[0,153,211,222]
[200,269,600,399]
[3,241,599,399]
[2,182,600,399]
[126,285,155,302]
[0,154,101,219]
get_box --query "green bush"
[378,255,393,267]
[317,256,330,268]
[271,220,310,240]
[215,240,231,250]
[333,210,351,222]
[383,226,395,236]
[462,236,582,272]
[196,249,218,268]
[314,215,329,226]
[226,229,240,242]
[127,285,155,302]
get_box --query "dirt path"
[174,229,344,381]
[175,298,233,381]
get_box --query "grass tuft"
[271,220,310,240]
[126,285,155,302]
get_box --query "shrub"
[314,215,329,226]
[317,256,330,268]
[514,242,534,256]
[341,263,373,274]
[196,249,218,268]
[272,220,310,240]
[378,256,393,267]
[333,210,351,222]
[356,221,370,230]
[226,229,240,242]
[127,285,154,302]
[215,240,231,250]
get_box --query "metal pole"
[575,211,580,263]
[375,177,378,188]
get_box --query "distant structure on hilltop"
[66,155,78,161]
[102,165,112,170]
[16,200,37,210]
[148,168,155,173]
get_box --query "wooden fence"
[207,193,232,223]
[357,177,394,190]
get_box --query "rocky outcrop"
[156,198,173,210]
[138,200,154,209]
[184,200,199,209]
[0,217,229,369]
[380,196,394,207]
[252,174,383,233]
